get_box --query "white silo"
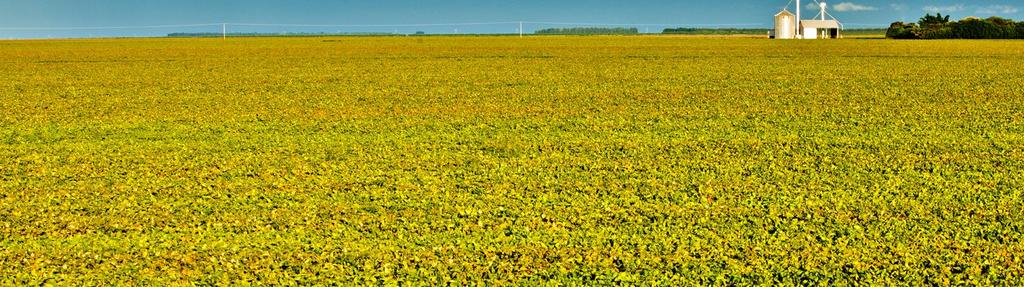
[774,9,795,39]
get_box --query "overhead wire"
[0,21,769,31]
[0,23,222,31]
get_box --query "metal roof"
[775,9,794,17]
[800,20,841,29]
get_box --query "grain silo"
[774,9,796,39]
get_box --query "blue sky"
[0,0,1021,38]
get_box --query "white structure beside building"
[773,0,843,39]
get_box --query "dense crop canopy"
[1,37,1023,285]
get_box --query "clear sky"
[0,0,1020,38]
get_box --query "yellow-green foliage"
[1,37,1023,285]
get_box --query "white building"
[801,20,841,39]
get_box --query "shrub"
[920,26,953,39]
[886,22,919,39]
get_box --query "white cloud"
[833,2,878,12]
[889,4,908,11]
[976,5,1019,15]
[923,4,966,13]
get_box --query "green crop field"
[1,36,1023,285]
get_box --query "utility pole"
[222,23,227,40]
[796,0,801,38]
[519,21,523,37]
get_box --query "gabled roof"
[800,20,841,29]
[775,9,795,17]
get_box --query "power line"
[0,23,222,31]
[0,20,818,39]
[842,23,890,27]
[226,22,521,28]
[523,21,765,27]
[0,21,770,31]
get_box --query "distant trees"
[534,27,639,35]
[662,28,764,35]
[167,32,394,37]
[886,14,1023,39]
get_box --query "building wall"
[803,27,818,39]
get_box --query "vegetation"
[535,27,639,35]
[887,13,1024,39]
[836,28,888,35]
[168,32,396,37]
[663,28,768,35]
[1,37,1023,285]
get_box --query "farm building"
[773,0,843,39]
[800,20,841,39]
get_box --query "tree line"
[168,32,395,37]
[662,28,766,35]
[534,27,639,35]
[887,13,1024,39]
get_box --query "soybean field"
[1,36,1023,285]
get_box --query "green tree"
[951,18,1000,39]
[986,17,1018,38]
[918,13,951,27]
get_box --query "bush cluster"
[887,13,1024,39]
